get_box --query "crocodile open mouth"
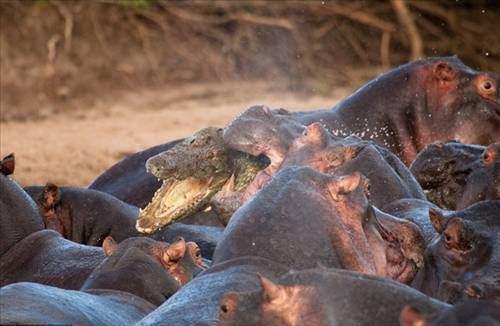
[136,177,217,234]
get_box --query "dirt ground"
[0,81,351,187]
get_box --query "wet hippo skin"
[297,57,500,165]
[0,229,105,290]
[25,184,140,246]
[218,268,447,326]
[411,141,500,210]
[213,167,425,285]
[216,115,425,220]
[0,154,44,257]
[0,283,156,326]
[0,235,206,325]
[137,256,290,326]
[410,200,500,304]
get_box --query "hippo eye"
[478,78,497,96]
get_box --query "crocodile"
[136,127,267,234]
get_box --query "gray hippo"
[384,198,500,303]
[213,167,425,285]
[410,141,500,210]
[297,56,500,164]
[0,236,203,324]
[218,268,447,326]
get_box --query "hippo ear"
[329,173,363,201]
[257,273,284,303]
[164,237,186,262]
[399,305,429,326]
[219,291,239,321]
[41,183,61,209]
[103,236,117,256]
[0,153,15,176]
[428,208,448,234]
[481,145,497,166]
[433,61,456,82]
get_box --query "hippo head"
[400,301,500,326]
[101,236,204,286]
[426,201,500,303]
[219,274,325,326]
[458,143,500,209]
[325,172,425,284]
[83,236,204,305]
[281,123,359,173]
[410,140,485,210]
[412,58,500,149]
[223,105,306,170]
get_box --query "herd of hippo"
[1,56,499,325]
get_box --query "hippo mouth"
[136,177,223,234]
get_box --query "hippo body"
[411,141,500,210]
[25,185,140,245]
[0,229,105,289]
[219,268,447,326]
[0,155,44,257]
[296,57,500,164]
[213,167,425,284]
[88,140,180,208]
[0,283,155,325]
[137,256,290,326]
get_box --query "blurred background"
[1,0,499,186]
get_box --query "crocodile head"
[137,127,267,233]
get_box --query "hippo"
[400,301,500,326]
[0,236,204,324]
[0,229,105,289]
[213,167,425,285]
[411,141,500,210]
[215,113,425,221]
[297,56,500,164]
[137,127,267,233]
[0,153,44,257]
[81,236,204,305]
[137,256,290,325]
[409,200,500,303]
[25,184,140,246]
[218,268,447,326]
